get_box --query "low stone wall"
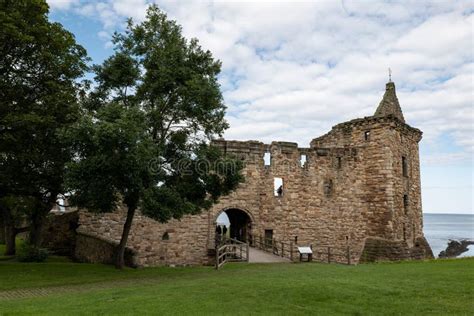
[78,209,212,267]
[42,211,79,256]
[360,237,433,263]
[75,232,137,267]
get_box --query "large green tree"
[0,0,88,253]
[66,5,243,269]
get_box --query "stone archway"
[216,208,253,244]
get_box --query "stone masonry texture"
[68,82,434,266]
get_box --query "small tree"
[66,5,243,269]
[0,0,88,251]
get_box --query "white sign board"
[297,246,313,254]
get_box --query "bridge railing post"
[347,245,351,265]
[215,245,218,270]
[246,243,249,262]
[290,241,293,261]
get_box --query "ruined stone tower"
[74,81,434,266]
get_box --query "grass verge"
[0,257,472,315]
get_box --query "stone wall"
[76,113,433,267]
[77,209,211,267]
[360,236,433,263]
[75,232,137,267]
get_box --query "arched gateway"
[215,208,253,244]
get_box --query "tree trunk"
[29,208,47,248]
[0,212,5,244]
[3,207,16,255]
[115,206,136,269]
[29,193,58,249]
[4,224,16,256]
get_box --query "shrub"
[17,243,48,262]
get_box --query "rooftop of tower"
[374,81,405,123]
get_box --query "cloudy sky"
[47,0,473,214]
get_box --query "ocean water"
[423,213,474,258]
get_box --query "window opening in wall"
[337,157,342,169]
[403,194,409,214]
[264,152,271,166]
[402,156,408,177]
[162,232,170,240]
[264,229,273,250]
[364,130,371,141]
[274,177,283,197]
[300,154,307,167]
[324,179,333,197]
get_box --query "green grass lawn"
[0,256,473,315]
[0,239,24,261]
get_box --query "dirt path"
[0,278,156,301]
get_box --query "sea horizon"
[423,213,474,258]
[423,212,473,215]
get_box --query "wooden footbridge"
[215,235,353,269]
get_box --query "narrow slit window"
[324,179,333,197]
[337,157,342,169]
[264,152,271,166]
[274,177,283,197]
[402,156,408,177]
[364,131,371,141]
[403,194,409,214]
[300,154,307,167]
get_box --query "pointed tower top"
[374,81,405,123]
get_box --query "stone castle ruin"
[52,81,433,266]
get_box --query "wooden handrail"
[250,234,353,264]
[215,238,250,270]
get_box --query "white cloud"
[49,0,474,165]
[422,152,473,166]
[111,0,148,23]
[47,0,79,10]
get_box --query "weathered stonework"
[75,232,137,267]
[75,81,433,266]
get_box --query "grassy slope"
[0,258,473,315]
